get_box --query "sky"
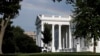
[12,0,73,32]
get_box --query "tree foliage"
[41,23,52,44]
[0,0,22,54]
[53,0,100,53]
[72,0,100,53]
[2,21,16,53]
[13,27,41,53]
[2,25,41,53]
[0,0,22,17]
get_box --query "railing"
[39,14,69,19]
[81,47,89,51]
[59,48,74,52]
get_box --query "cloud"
[21,0,72,15]
[36,0,49,3]
[13,0,73,31]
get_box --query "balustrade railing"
[59,48,74,52]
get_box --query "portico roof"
[35,14,72,25]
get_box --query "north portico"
[35,14,73,52]
[35,14,100,53]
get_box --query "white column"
[69,25,72,48]
[52,24,55,52]
[58,25,62,50]
[41,23,44,47]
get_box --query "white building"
[24,32,36,41]
[35,14,100,52]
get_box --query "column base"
[58,47,62,52]
[52,47,55,52]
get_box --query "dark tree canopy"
[0,0,22,19]
[2,21,16,53]
[2,25,41,53]
[41,23,52,44]
[53,0,100,53]
[72,0,100,53]
[0,0,22,54]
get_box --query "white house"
[35,14,100,52]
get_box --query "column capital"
[52,24,55,26]
[58,24,62,26]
